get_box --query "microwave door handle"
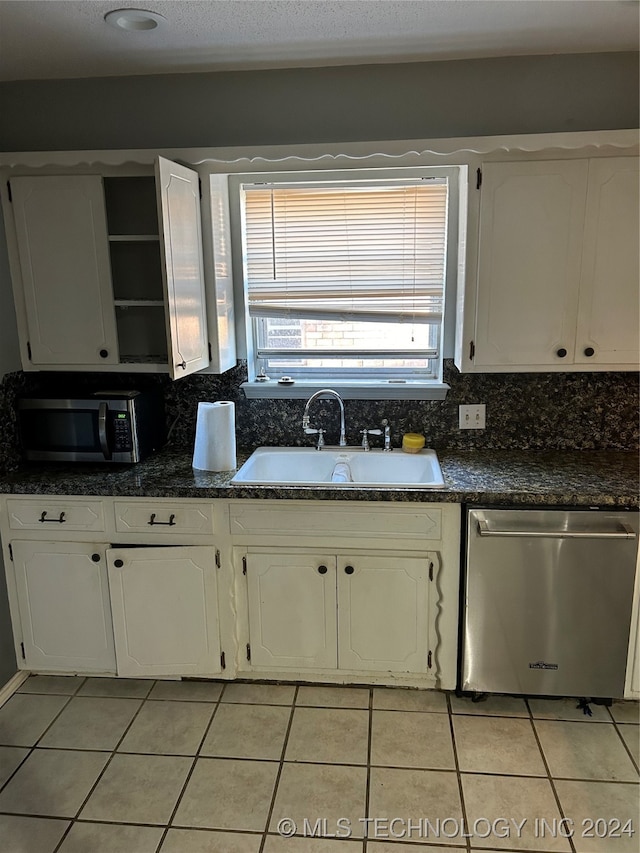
[98,402,112,460]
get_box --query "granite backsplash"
[1,360,638,473]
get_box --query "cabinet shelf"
[114,300,165,308]
[119,354,168,365]
[108,235,159,242]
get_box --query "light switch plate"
[459,404,486,429]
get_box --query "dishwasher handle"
[477,519,636,540]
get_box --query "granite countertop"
[0,448,637,506]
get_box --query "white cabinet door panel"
[474,161,588,367]
[576,158,640,366]
[337,554,432,674]
[113,501,213,537]
[13,541,115,672]
[230,503,441,541]
[246,553,338,670]
[202,173,237,373]
[107,546,220,677]
[10,175,118,365]
[7,498,105,532]
[155,157,209,379]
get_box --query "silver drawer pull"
[39,511,66,524]
[477,519,635,540]
[148,513,176,527]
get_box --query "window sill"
[241,379,450,400]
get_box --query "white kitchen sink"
[230,446,445,489]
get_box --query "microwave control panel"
[112,412,133,452]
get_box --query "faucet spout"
[302,389,347,447]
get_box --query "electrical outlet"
[459,404,486,430]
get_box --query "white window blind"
[242,180,449,324]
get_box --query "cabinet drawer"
[230,502,442,541]
[114,501,214,536]
[7,498,106,532]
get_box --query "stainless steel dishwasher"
[461,508,639,699]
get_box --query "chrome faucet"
[360,419,393,452]
[360,428,382,451]
[382,418,392,452]
[302,389,347,449]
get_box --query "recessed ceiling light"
[104,8,165,31]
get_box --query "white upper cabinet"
[473,160,588,369]
[575,158,639,365]
[155,157,209,378]
[5,157,235,378]
[461,156,639,372]
[10,176,119,366]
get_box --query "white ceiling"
[0,0,638,82]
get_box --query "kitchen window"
[230,167,462,399]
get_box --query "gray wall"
[0,52,637,151]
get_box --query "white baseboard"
[0,670,29,709]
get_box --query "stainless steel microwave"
[17,391,166,463]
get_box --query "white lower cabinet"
[12,540,116,672]
[246,552,337,670]
[233,500,461,688]
[1,496,461,687]
[107,545,222,677]
[244,550,437,678]
[337,553,434,674]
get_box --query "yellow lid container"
[402,433,426,453]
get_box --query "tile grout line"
[49,678,156,853]
[527,702,640,782]
[611,720,640,776]
[3,679,638,852]
[0,811,167,826]
[3,745,496,772]
[0,745,31,798]
[446,692,472,853]
[258,685,299,853]
[525,698,577,853]
[0,676,86,800]
[153,680,227,853]
[607,704,640,776]
[457,770,639,783]
[362,686,373,852]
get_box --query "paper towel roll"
[192,401,237,472]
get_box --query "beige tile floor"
[0,676,637,852]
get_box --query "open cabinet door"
[155,156,210,379]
